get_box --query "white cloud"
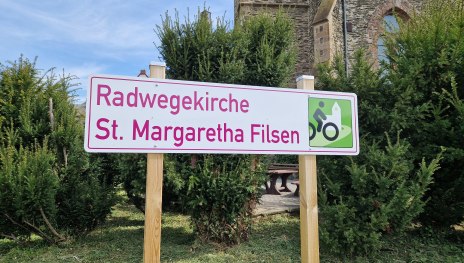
[66,63,106,79]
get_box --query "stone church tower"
[234,0,424,77]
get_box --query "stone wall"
[344,0,425,68]
[331,0,344,62]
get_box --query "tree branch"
[1,233,17,241]
[3,212,53,243]
[63,147,68,167]
[49,97,54,129]
[40,207,65,241]
[3,213,29,232]
[22,219,54,243]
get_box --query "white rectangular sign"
[84,74,359,155]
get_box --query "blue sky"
[0,0,234,103]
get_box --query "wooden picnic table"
[265,164,298,195]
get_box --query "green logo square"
[308,97,353,148]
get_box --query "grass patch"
[1,201,462,262]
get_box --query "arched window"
[367,3,412,68]
[377,14,400,63]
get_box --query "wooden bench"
[265,163,299,195]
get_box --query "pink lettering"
[211,97,219,111]
[113,91,124,106]
[271,130,280,143]
[250,124,260,143]
[197,127,206,141]
[132,120,149,140]
[291,130,300,144]
[206,128,216,142]
[240,99,249,113]
[281,130,290,143]
[127,87,138,107]
[95,118,110,139]
[219,98,227,112]
[193,91,204,111]
[223,123,233,142]
[173,126,184,146]
[139,92,157,107]
[229,93,239,112]
[158,94,168,109]
[97,85,111,105]
[182,96,192,110]
[170,95,180,115]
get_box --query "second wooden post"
[296,75,320,263]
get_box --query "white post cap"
[296,75,315,82]
[150,61,166,67]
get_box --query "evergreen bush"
[319,137,440,255]
[0,141,60,242]
[117,153,147,212]
[383,0,464,227]
[117,153,191,213]
[0,57,115,243]
[186,155,264,245]
[316,51,441,255]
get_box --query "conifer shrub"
[318,137,440,255]
[382,0,464,227]
[316,51,441,255]
[116,153,192,213]
[0,57,115,243]
[0,141,59,242]
[186,155,265,245]
[117,153,147,212]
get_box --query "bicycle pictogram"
[309,101,340,141]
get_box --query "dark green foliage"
[116,153,192,213]
[238,11,297,87]
[118,9,253,214]
[0,141,59,242]
[117,154,147,212]
[157,8,296,87]
[319,137,440,255]
[163,154,196,210]
[316,52,441,255]
[56,143,115,236]
[0,57,115,243]
[157,9,247,84]
[316,0,464,249]
[186,155,265,245]
[383,0,464,227]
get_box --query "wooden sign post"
[297,76,320,263]
[143,62,166,263]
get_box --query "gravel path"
[254,179,300,216]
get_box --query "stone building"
[234,0,425,77]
